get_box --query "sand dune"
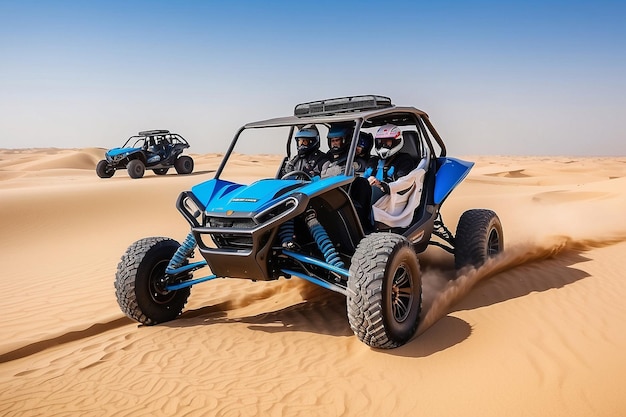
[1,149,626,416]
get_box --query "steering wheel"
[281,170,312,181]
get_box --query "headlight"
[108,154,125,163]
[254,196,297,224]
[182,195,201,219]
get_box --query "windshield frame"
[214,106,445,180]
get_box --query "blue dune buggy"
[114,96,503,349]
[97,129,194,179]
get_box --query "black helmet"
[294,125,320,157]
[327,123,353,159]
[356,132,373,157]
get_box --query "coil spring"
[305,209,345,269]
[278,220,296,246]
[168,232,197,271]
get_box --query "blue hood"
[191,175,352,215]
[192,178,301,214]
[106,147,142,158]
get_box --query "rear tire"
[347,232,422,349]
[96,160,114,178]
[115,237,191,325]
[454,209,503,270]
[175,155,194,174]
[127,159,145,179]
[153,168,169,175]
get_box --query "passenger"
[147,137,157,151]
[321,123,352,177]
[155,136,168,158]
[354,131,373,174]
[282,125,328,178]
[364,124,416,205]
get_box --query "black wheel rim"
[148,259,176,304]
[487,229,500,256]
[391,264,413,323]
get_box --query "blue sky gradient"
[1,0,624,155]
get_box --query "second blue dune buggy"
[97,129,194,179]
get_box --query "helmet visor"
[376,138,394,149]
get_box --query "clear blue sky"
[1,0,624,155]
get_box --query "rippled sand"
[1,149,626,416]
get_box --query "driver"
[282,125,328,178]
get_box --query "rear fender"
[433,157,474,204]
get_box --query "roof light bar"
[294,95,393,117]
[138,129,170,136]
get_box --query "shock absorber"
[167,232,197,272]
[278,219,296,248]
[305,209,345,269]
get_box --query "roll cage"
[120,130,190,150]
[215,96,447,180]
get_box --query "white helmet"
[374,124,403,159]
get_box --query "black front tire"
[127,159,145,179]
[175,155,194,174]
[348,232,422,349]
[454,209,504,270]
[96,160,114,178]
[115,237,191,325]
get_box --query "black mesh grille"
[207,217,256,229]
[206,217,255,249]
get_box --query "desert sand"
[1,148,626,417]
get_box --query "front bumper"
[176,191,308,280]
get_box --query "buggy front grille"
[205,216,256,249]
